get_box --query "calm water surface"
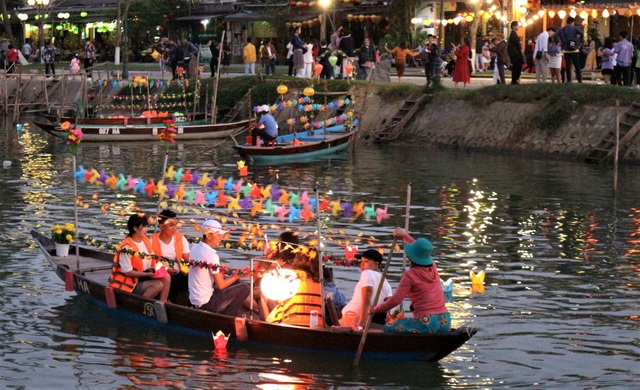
[0,119,638,389]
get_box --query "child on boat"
[371,228,451,334]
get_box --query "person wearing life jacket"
[109,213,171,302]
[151,209,190,304]
[266,248,324,327]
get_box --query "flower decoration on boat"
[59,121,83,153]
[158,119,177,145]
[50,223,76,244]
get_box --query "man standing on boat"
[250,105,278,146]
[341,249,392,330]
[188,220,251,315]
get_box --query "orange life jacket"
[150,232,189,275]
[108,236,155,292]
[267,270,324,327]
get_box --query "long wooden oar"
[352,237,398,367]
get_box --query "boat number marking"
[75,279,90,294]
[175,116,187,123]
[98,128,121,135]
[143,303,156,318]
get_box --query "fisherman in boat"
[188,220,253,316]
[266,247,324,327]
[340,249,393,330]
[254,231,299,318]
[250,105,278,146]
[370,228,451,334]
[108,213,171,302]
[150,210,190,305]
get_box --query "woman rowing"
[370,227,451,333]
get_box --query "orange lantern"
[303,87,315,97]
[314,63,323,75]
[277,84,288,95]
[345,63,354,75]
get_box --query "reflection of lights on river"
[17,127,57,208]
[462,179,497,247]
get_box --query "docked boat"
[31,230,476,362]
[34,117,252,142]
[233,122,358,165]
[42,113,208,126]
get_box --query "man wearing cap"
[188,219,251,315]
[371,228,451,334]
[250,106,278,146]
[340,248,393,330]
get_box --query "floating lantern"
[261,268,300,301]
[303,87,315,97]
[277,84,288,95]
[212,331,229,350]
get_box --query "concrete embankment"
[358,89,639,164]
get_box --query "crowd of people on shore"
[108,211,452,334]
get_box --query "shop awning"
[175,14,227,21]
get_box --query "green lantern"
[328,55,338,67]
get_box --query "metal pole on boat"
[614,100,619,193]
[72,154,80,270]
[400,183,411,311]
[211,30,226,124]
[353,238,397,367]
[315,186,326,326]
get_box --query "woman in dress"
[452,37,471,88]
[548,35,562,84]
[384,41,419,83]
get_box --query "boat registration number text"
[98,128,121,135]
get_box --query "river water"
[0,119,638,389]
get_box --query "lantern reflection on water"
[260,268,300,301]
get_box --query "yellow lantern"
[303,87,315,97]
[277,84,288,95]
[465,15,473,22]
[442,19,448,26]
[558,10,566,19]
[347,14,353,21]
[637,9,640,17]
[592,10,598,19]
[424,19,432,26]
[623,9,632,18]
[579,11,588,19]
[358,15,365,22]
[569,9,577,18]
[548,10,556,18]
[602,9,610,18]
[478,10,485,16]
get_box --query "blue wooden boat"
[233,122,358,165]
[31,230,476,362]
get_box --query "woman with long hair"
[452,37,471,88]
[384,41,419,83]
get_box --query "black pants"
[563,52,582,83]
[288,57,294,76]
[210,58,218,77]
[84,58,93,75]
[251,128,277,146]
[45,63,55,76]
[614,65,632,86]
[511,57,523,84]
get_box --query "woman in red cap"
[371,227,451,333]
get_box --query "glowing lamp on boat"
[260,268,300,301]
[303,87,315,97]
[277,84,288,95]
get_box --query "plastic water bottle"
[309,310,319,328]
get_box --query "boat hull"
[34,119,250,142]
[31,230,476,361]
[234,125,357,165]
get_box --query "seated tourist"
[323,267,347,313]
[371,228,451,334]
[341,249,392,329]
[150,209,190,305]
[250,105,278,146]
[188,219,251,316]
[266,247,324,327]
[109,213,171,302]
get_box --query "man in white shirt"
[534,27,555,83]
[188,220,250,315]
[341,249,393,329]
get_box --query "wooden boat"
[233,123,358,165]
[34,117,251,142]
[31,230,476,362]
[42,113,208,126]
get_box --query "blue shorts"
[383,312,451,334]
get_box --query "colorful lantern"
[548,10,556,18]
[328,55,338,66]
[277,84,288,95]
[602,9,609,18]
[558,10,566,19]
[345,63,354,75]
[314,63,323,75]
[303,87,315,97]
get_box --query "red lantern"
[314,63,323,75]
[345,63,354,75]
[290,1,297,5]
[365,15,371,21]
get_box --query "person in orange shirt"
[384,41,419,83]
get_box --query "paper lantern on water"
[314,63,323,75]
[277,84,288,95]
[212,331,229,350]
[328,55,338,66]
[303,87,315,97]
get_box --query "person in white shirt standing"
[534,27,555,83]
[188,220,251,316]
